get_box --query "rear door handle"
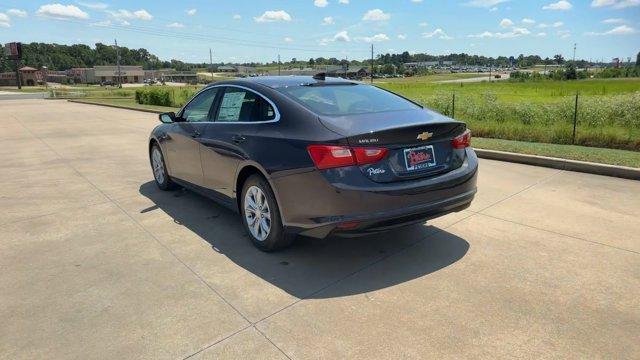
[191,130,201,138]
[232,135,246,143]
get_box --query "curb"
[475,148,640,181]
[67,99,166,114]
[66,99,639,181]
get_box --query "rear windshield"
[278,84,421,116]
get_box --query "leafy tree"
[636,51,639,67]
[553,54,565,65]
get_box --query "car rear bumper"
[271,148,478,238]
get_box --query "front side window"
[182,88,218,122]
[278,84,420,116]
[216,88,276,122]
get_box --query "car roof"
[209,76,360,89]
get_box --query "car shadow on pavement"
[139,181,469,299]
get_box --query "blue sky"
[0,0,638,63]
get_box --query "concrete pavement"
[1,99,639,359]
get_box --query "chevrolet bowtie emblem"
[416,131,433,141]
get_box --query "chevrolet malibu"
[149,76,477,251]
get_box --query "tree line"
[1,42,637,74]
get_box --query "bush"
[135,87,200,107]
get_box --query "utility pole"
[14,59,21,90]
[209,48,214,83]
[370,44,374,83]
[572,43,576,63]
[115,39,122,88]
[278,54,281,76]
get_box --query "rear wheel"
[241,175,294,251]
[150,143,176,190]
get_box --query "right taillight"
[307,145,388,170]
[452,129,471,149]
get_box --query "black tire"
[150,143,177,191]
[241,174,295,251]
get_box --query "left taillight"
[307,145,388,170]
[452,129,471,149]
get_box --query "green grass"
[474,137,640,168]
[377,78,640,150]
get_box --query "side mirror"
[159,112,175,123]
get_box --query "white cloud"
[0,13,10,27]
[601,18,625,23]
[543,1,573,10]
[522,18,536,24]
[468,27,531,38]
[500,18,513,27]
[536,32,547,36]
[320,30,351,45]
[7,9,28,17]
[411,0,424,2]
[167,22,184,28]
[77,2,108,10]
[586,25,637,35]
[557,29,571,38]
[284,37,293,42]
[537,23,549,28]
[362,9,390,21]
[513,27,531,35]
[339,0,349,3]
[107,9,153,21]
[360,33,390,42]
[591,0,639,8]
[553,21,564,27]
[397,34,407,39]
[322,16,334,25]
[333,30,350,41]
[254,10,292,23]
[232,14,241,20]
[186,9,196,16]
[314,0,328,7]
[464,0,509,8]
[133,9,152,20]
[422,28,452,39]
[419,21,428,27]
[37,4,90,19]
[489,7,498,11]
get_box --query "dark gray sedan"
[149,76,477,251]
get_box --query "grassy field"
[473,137,640,168]
[377,77,640,151]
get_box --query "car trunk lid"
[318,109,467,183]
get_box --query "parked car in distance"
[149,75,478,251]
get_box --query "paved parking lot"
[1,99,639,359]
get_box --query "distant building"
[0,66,43,86]
[66,68,92,83]
[216,65,256,74]
[144,69,197,83]
[87,65,144,84]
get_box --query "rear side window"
[216,88,276,122]
[278,84,420,116]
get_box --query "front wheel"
[241,175,294,251]
[150,143,176,190]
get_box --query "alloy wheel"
[151,147,165,184]
[244,185,271,241]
